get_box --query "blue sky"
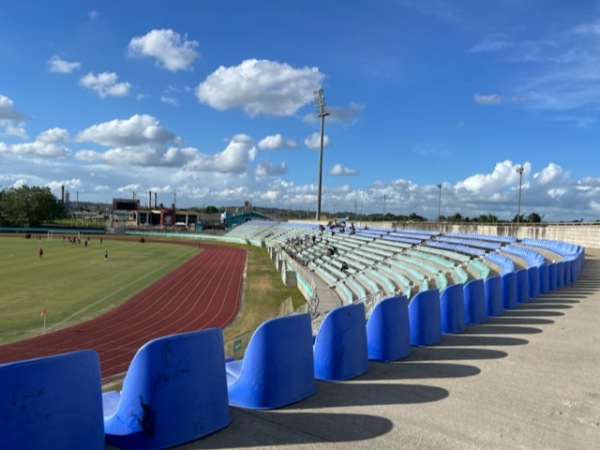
[1,0,600,221]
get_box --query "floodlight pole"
[314,89,330,221]
[516,165,524,224]
[437,183,442,222]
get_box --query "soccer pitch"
[0,236,199,345]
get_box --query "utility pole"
[516,165,524,223]
[437,183,442,222]
[313,88,330,221]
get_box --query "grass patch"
[222,243,306,342]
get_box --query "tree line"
[0,184,545,226]
[0,186,66,226]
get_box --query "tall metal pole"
[516,165,524,223]
[437,183,442,222]
[314,89,330,221]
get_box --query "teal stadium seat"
[103,328,230,449]
[0,350,104,450]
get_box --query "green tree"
[478,214,498,223]
[408,212,426,222]
[448,213,463,222]
[0,185,66,225]
[204,205,219,213]
[527,212,542,223]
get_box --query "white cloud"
[305,102,366,125]
[329,163,357,176]
[79,72,131,98]
[471,22,600,115]
[75,145,197,167]
[183,134,256,173]
[116,183,142,193]
[469,35,513,53]
[0,94,25,121]
[0,125,71,159]
[47,55,81,74]
[46,179,82,193]
[255,160,287,177]
[161,96,179,106]
[3,124,28,139]
[532,162,567,185]
[0,141,70,158]
[473,93,524,105]
[474,93,503,105]
[77,114,176,147]
[73,115,184,167]
[257,134,297,150]
[195,59,324,117]
[88,10,99,21]
[304,132,330,149]
[128,29,199,72]
[37,127,69,144]
[456,160,528,194]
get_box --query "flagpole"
[43,313,46,332]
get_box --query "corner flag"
[40,309,46,316]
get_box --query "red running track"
[0,243,246,378]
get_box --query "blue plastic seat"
[226,313,315,409]
[502,272,518,309]
[527,266,540,299]
[463,279,487,324]
[440,284,466,334]
[548,263,558,291]
[556,261,565,289]
[409,289,442,346]
[539,264,550,294]
[314,302,369,381]
[103,328,230,449]
[515,269,530,303]
[484,276,504,316]
[367,296,411,362]
[0,350,104,450]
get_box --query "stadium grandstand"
[1,219,597,450]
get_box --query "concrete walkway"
[292,259,343,315]
[172,250,600,450]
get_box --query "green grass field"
[0,236,306,347]
[0,236,198,344]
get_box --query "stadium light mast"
[313,88,330,221]
[437,183,442,222]
[516,165,524,224]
